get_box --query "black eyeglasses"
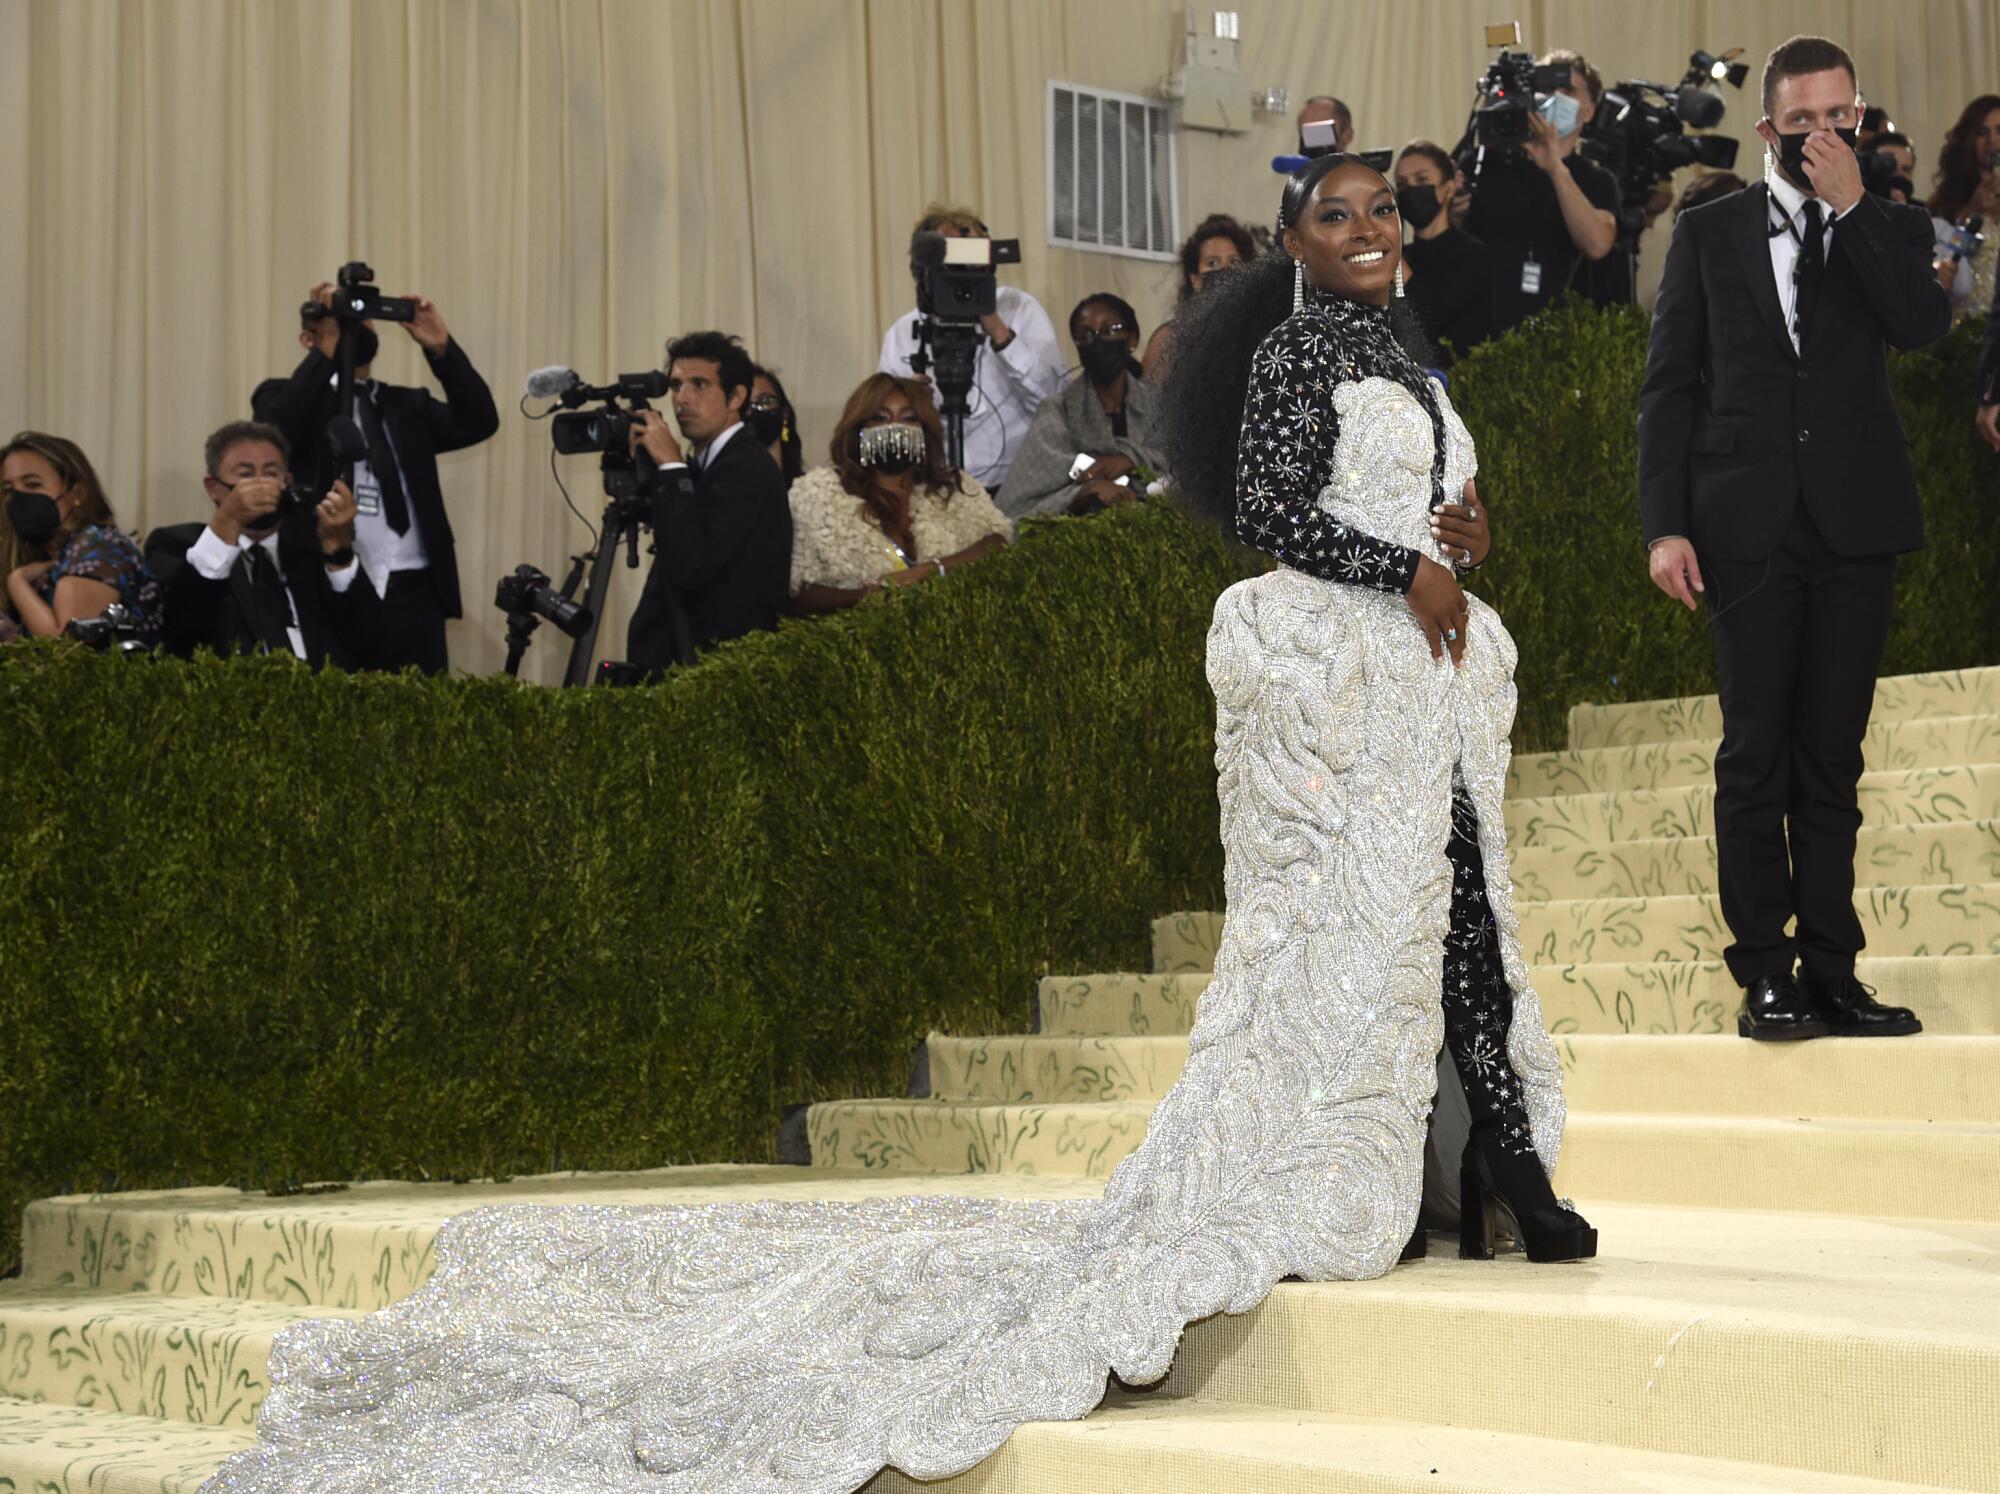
[1074,324,1133,345]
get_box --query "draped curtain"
[3,0,1994,680]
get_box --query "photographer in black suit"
[146,420,363,667]
[251,283,499,675]
[625,331,791,670]
[1639,36,1951,1042]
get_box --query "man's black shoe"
[1800,970,1924,1037]
[1736,972,1830,1041]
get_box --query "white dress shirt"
[877,285,1066,490]
[185,523,356,661]
[1765,166,1858,355]
[331,375,431,596]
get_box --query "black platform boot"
[1459,1123,1598,1263]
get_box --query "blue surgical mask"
[1538,91,1582,138]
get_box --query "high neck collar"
[1301,287,1394,325]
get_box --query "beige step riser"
[1566,666,2000,750]
[926,1033,2000,1124]
[1511,714,2000,800]
[0,1403,246,1494]
[1040,957,2000,1040]
[1505,764,2000,852]
[1510,821,2000,903]
[805,1101,2000,1220]
[1157,1285,2000,1491]
[1154,886,2000,974]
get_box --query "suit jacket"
[250,338,499,617]
[627,431,793,670]
[1638,182,1952,561]
[145,515,361,668]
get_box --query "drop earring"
[1292,260,1305,312]
[1394,261,1406,299]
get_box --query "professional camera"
[1580,62,1740,225]
[906,230,1021,469]
[299,261,416,328]
[1468,48,1577,154]
[494,561,592,679]
[64,603,154,658]
[548,371,670,460]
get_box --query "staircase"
[3,667,1997,1492]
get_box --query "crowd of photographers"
[8,50,2000,679]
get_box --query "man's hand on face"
[211,478,284,544]
[1801,127,1864,214]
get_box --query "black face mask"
[1395,184,1444,231]
[746,403,787,446]
[1774,126,1859,186]
[1078,339,1131,386]
[4,489,62,548]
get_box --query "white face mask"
[1538,91,1582,139]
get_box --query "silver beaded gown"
[205,297,1567,1494]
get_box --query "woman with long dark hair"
[209,156,1590,1494]
[1927,94,2000,316]
[1140,212,1255,377]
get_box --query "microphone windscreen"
[524,365,578,399]
[909,231,950,272]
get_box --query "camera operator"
[250,282,498,675]
[144,420,362,667]
[1296,95,1356,154]
[1464,48,1620,335]
[1394,141,1494,363]
[878,204,1064,496]
[624,332,791,670]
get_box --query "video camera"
[299,262,416,328]
[547,371,672,461]
[1271,119,1392,176]
[1580,51,1742,233]
[907,229,1021,469]
[1469,45,1577,155]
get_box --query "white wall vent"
[1047,81,1179,261]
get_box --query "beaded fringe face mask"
[857,422,927,471]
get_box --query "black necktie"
[355,391,411,535]
[240,545,291,651]
[1793,198,1825,347]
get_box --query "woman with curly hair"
[1927,94,2000,316]
[1140,211,1255,377]
[786,372,1009,614]
[207,156,1591,1494]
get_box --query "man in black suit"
[1639,35,1951,1042]
[252,283,499,675]
[146,420,363,668]
[1975,271,2000,450]
[626,331,791,670]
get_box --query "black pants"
[1441,788,1537,1157]
[358,568,451,676]
[1703,505,1896,986]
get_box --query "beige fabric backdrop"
[3,0,1996,681]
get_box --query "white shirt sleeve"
[992,292,1067,404]
[186,525,242,580]
[325,559,359,593]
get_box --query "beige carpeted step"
[1502,762,2000,856]
[1153,881,2000,973]
[1511,712,2000,799]
[1565,664,2000,750]
[928,1032,2000,1124]
[1155,1205,2000,1490]
[1037,955,2000,1039]
[1510,820,2000,902]
[868,1395,1960,1494]
[0,1285,357,1429]
[0,1400,247,1494]
[806,1095,2000,1217]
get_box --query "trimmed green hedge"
[3,313,1995,1273]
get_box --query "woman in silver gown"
[206,154,1594,1494]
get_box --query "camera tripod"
[561,455,668,687]
[909,315,984,471]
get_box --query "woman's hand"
[1406,556,1469,665]
[1430,477,1490,566]
[880,561,942,588]
[1083,454,1135,482]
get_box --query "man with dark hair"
[1461,48,1620,333]
[624,331,791,670]
[146,420,363,667]
[252,283,498,675]
[1639,34,1951,1042]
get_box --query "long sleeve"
[1234,321,1419,594]
[989,291,1067,407]
[1831,193,1955,351]
[1636,209,1704,547]
[407,338,501,454]
[251,350,335,459]
[997,385,1087,521]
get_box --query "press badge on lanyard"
[1520,256,1543,295]
[352,463,383,518]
